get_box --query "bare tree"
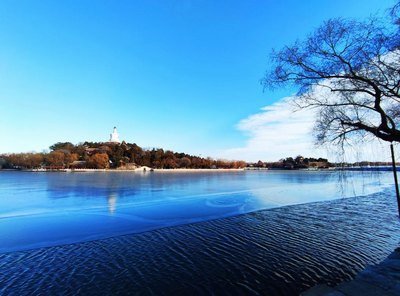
[262,2,400,213]
[263,18,399,146]
[390,1,400,25]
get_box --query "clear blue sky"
[0,0,395,161]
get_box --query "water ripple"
[1,188,400,295]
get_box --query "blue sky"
[0,0,395,161]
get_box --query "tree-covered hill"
[0,141,246,170]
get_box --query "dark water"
[1,187,399,295]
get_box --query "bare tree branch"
[262,8,400,148]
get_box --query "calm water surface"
[0,170,391,252]
[0,170,399,295]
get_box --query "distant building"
[109,127,120,144]
[70,161,87,169]
[85,148,99,155]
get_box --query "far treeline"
[0,142,247,170]
[250,156,331,170]
[249,156,396,170]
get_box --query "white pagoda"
[109,127,120,143]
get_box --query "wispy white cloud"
[220,97,323,162]
[220,97,394,163]
[221,51,400,163]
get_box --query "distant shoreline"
[5,168,246,173]
[153,168,245,173]
[2,166,397,173]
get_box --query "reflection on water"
[107,193,117,214]
[0,170,394,253]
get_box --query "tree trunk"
[390,143,400,216]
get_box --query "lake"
[0,170,399,295]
